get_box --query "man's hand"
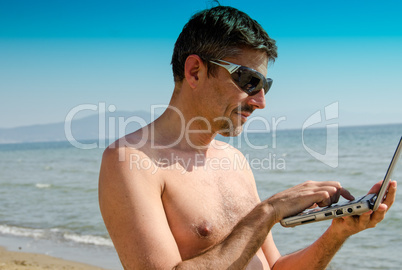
[269,180,397,270]
[331,180,397,237]
[266,181,355,223]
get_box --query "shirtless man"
[98,6,397,269]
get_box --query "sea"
[0,123,401,270]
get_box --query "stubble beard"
[217,105,254,137]
[218,121,244,137]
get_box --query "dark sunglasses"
[209,59,273,96]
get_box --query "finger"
[307,203,318,209]
[367,180,384,195]
[368,206,387,228]
[342,210,372,228]
[381,181,397,209]
[360,210,375,227]
[360,210,373,220]
[340,187,355,201]
[316,191,333,207]
[363,182,396,228]
[314,184,342,206]
[333,188,341,204]
[319,181,355,201]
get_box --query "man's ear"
[184,54,206,89]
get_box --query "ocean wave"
[35,183,52,189]
[0,224,45,238]
[63,233,113,246]
[0,224,113,247]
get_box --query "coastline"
[0,234,122,270]
[0,246,106,270]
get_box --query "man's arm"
[99,146,183,269]
[270,222,349,270]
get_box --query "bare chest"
[161,168,259,259]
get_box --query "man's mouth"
[234,104,254,122]
[236,111,252,121]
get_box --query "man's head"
[171,6,277,83]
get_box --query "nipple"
[195,221,212,238]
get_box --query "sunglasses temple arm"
[209,60,240,74]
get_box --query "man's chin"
[218,126,244,137]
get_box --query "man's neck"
[150,104,217,153]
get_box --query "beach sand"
[0,246,107,270]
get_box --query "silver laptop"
[280,136,402,227]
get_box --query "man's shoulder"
[99,133,164,191]
[100,125,160,174]
[104,124,158,156]
[102,138,144,165]
[109,127,150,148]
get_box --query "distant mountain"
[0,110,156,144]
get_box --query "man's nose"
[246,89,266,110]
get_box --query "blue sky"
[1,0,401,129]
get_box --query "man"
[99,6,396,269]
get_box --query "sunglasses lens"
[232,68,271,96]
[265,78,273,94]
